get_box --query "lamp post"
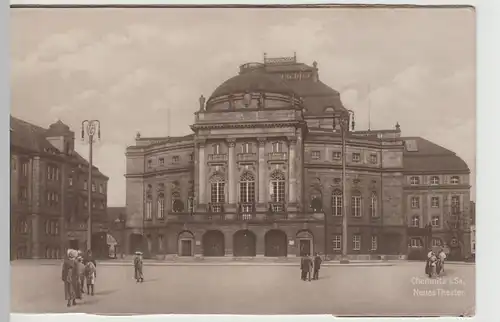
[81,120,101,253]
[332,109,355,263]
[114,215,126,258]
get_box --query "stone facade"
[124,56,472,260]
[10,117,109,259]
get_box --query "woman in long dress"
[134,251,144,283]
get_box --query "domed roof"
[208,69,296,101]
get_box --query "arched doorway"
[265,230,288,257]
[296,230,314,256]
[129,233,143,254]
[178,231,194,256]
[233,230,256,257]
[203,230,225,256]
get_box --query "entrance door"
[180,240,192,256]
[233,230,256,257]
[265,230,288,257]
[299,240,311,256]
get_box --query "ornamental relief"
[237,163,256,173]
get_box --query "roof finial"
[136,131,141,139]
[263,52,267,63]
[293,51,297,61]
[395,122,401,131]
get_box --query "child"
[84,260,96,296]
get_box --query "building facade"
[10,117,109,259]
[124,55,472,260]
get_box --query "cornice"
[127,142,196,156]
[403,185,471,191]
[303,139,403,149]
[191,121,306,130]
[403,170,471,175]
[125,167,194,179]
[304,163,403,173]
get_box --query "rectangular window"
[99,184,103,193]
[272,142,282,153]
[239,181,256,203]
[147,159,153,168]
[270,181,285,203]
[352,235,361,251]
[352,153,361,162]
[351,196,361,217]
[332,151,341,160]
[410,238,422,248]
[332,235,341,251]
[211,182,225,203]
[84,200,88,208]
[158,235,163,252]
[213,143,220,154]
[410,176,420,185]
[172,156,180,163]
[451,195,460,214]
[19,187,28,203]
[145,199,152,220]
[332,193,342,216]
[159,158,165,166]
[431,197,440,208]
[68,178,73,187]
[411,196,420,209]
[22,162,29,177]
[311,151,321,160]
[91,182,96,192]
[189,153,194,161]
[370,154,377,164]
[371,236,378,251]
[242,143,251,154]
[83,180,88,190]
[431,215,440,227]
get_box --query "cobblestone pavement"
[11,262,475,316]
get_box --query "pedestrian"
[438,247,447,275]
[306,254,313,281]
[84,260,96,296]
[425,248,435,278]
[300,254,308,281]
[61,249,78,307]
[134,251,144,283]
[76,256,86,295]
[313,252,322,280]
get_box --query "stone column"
[198,141,206,205]
[288,138,297,204]
[257,138,266,206]
[227,139,236,204]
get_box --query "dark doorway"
[69,239,79,250]
[384,233,402,255]
[92,232,108,259]
[233,230,256,257]
[129,233,143,254]
[265,230,287,257]
[202,230,225,256]
[180,240,192,256]
[299,240,311,256]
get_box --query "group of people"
[61,249,97,307]
[425,247,447,278]
[300,253,323,281]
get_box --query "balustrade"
[267,152,287,161]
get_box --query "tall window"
[351,192,362,217]
[159,158,165,166]
[158,234,163,252]
[410,176,420,185]
[451,195,460,214]
[272,142,283,153]
[68,177,73,187]
[431,197,440,208]
[213,143,221,154]
[269,170,285,203]
[172,156,180,163]
[241,142,251,154]
[371,236,378,251]
[91,182,96,192]
[431,215,440,227]
[19,187,28,203]
[450,176,460,184]
[431,238,442,247]
[370,154,377,164]
[210,174,225,203]
[172,191,184,212]
[239,172,255,203]
[22,162,29,177]
[430,176,440,185]
[411,215,420,227]
[370,192,378,217]
[332,235,341,251]
[352,235,361,250]
[310,192,322,212]
[157,193,165,219]
[411,196,420,209]
[410,238,423,248]
[332,190,342,216]
[84,180,88,190]
[145,195,153,220]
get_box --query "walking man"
[134,251,144,283]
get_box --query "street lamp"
[81,120,101,253]
[332,109,355,264]
[114,215,126,258]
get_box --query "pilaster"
[287,137,298,211]
[257,138,267,211]
[227,138,237,207]
[197,140,206,208]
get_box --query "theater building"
[124,55,472,259]
[10,117,109,259]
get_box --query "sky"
[10,7,476,206]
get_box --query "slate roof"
[10,116,108,178]
[208,69,295,101]
[401,137,470,173]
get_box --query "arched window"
[239,172,255,204]
[310,190,322,212]
[351,191,362,217]
[430,176,440,185]
[210,173,225,203]
[269,170,285,203]
[450,176,460,184]
[332,190,342,216]
[172,191,184,212]
[157,193,165,219]
[370,192,378,217]
[411,215,420,228]
[145,194,153,220]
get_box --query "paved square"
[11,262,475,316]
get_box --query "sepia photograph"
[10,5,476,317]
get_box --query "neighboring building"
[124,54,472,259]
[470,201,475,255]
[10,116,109,259]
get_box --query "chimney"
[312,61,319,82]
